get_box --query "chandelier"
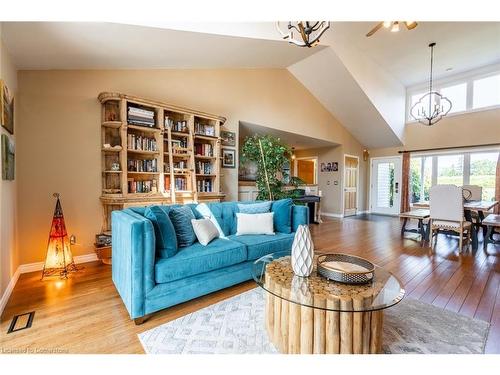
[410,43,452,126]
[276,21,330,48]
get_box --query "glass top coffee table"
[252,250,405,354]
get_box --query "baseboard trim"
[321,212,344,219]
[0,267,20,318]
[0,253,98,317]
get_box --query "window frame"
[409,148,499,203]
[406,64,500,123]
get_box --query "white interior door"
[370,157,401,215]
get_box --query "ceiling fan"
[366,21,418,37]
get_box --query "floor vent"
[7,311,35,334]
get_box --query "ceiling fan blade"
[405,21,418,30]
[366,22,384,37]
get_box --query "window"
[410,150,499,204]
[410,156,432,203]
[470,152,498,200]
[440,83,467,113]
[473,74,500,109]
[437,154,464,186]
[407,68,500,121]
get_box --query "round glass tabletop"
[252,250,405,312]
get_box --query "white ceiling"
[1,22,320,70]
[239,121,337,150]
[329,22,500,87]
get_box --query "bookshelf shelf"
[127,124,160,133]
[99,91,226,232]
[102,121,122,129]
[127,149,159,155]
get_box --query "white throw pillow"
[195,203,226,238]
[236,212,275,236]
[191,219,220,246]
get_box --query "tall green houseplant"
[240,134,292,201]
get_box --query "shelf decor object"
[276,21,330,48]
[98,92,226,232]
[41,193,79,280]
[410,43,452,126]
[291,224,314,277]
[317,254,375,284]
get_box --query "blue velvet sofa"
[111,200,309,323]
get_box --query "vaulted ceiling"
[2,21,499,149]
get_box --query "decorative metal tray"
[317,254,375,284]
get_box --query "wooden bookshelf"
[98,92,226,232]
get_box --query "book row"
[194,122,215,136]
[194,143,213,157]
[127,179,156,194]
[197,179,213,193]
[127,159,158,172]
[195,161,213,175]
[127,134,157,151]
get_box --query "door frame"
[342,154,360,217]
[368,155,403,216]
[293,156,318,185]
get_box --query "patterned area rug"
[138,288,489,354]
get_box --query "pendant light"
[276,21,330,48]
[410,43,452,126]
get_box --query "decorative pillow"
[195,203,226,238]
[144,206,178,258]
[191,219,220,246]
[236,212,275,235]
[238,201,272,214]
[169,205,197,247]
[272,198,293,233]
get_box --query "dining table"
[412,200,499,250]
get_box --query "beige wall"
[295,143,368,216]
[16,68,366,264]
[0,26,18,298]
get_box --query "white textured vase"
[291,224,314,277]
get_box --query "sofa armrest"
[111,209,156,319]
[292,205,309,231]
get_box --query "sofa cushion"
[191,218,219,246]
[237,201,272,214]
[236,212,275,235]
[228,232,295,261]
[205,202,239,236]
[169,205,197,247]
[271,198,293,234]
[155,238,247,283]
[144,206,178,258]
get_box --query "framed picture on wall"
[2,134,15,180]
[320,161,338,172]
[220,130,236,146]
[1,80,14,135]
[222,148,236,168]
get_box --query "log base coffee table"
[252,251,405,354]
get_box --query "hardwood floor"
[1,214,499,354]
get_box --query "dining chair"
[429,184,472,252]
[462,185,483,201]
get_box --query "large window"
[437,154,464,185]
[410,150,499,203]
[473,74,500,109]
[407,68,500,121]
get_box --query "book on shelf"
[127,179,156,194]
[194,143,213,157]
[173,160,188,169]
[164,175,171,191]
[196,161,213,174]
[197,179,213,193]
[166,117,189,133]
[127,134,157,151]
[174,177,188,191]
[127,159,158,172]
[171,138,188,149]
[128,106,155,127]
[194,122,215,136]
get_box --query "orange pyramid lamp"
[41,193,78,279]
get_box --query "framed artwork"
[320,162,338,172]
[220,130,236,146]
[2,134,15,180]
[1,80,14,135]
[222,148,236,168]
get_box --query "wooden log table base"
[263,257,388,354]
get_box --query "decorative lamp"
[276,21,330,48]
[41,193,79,279]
